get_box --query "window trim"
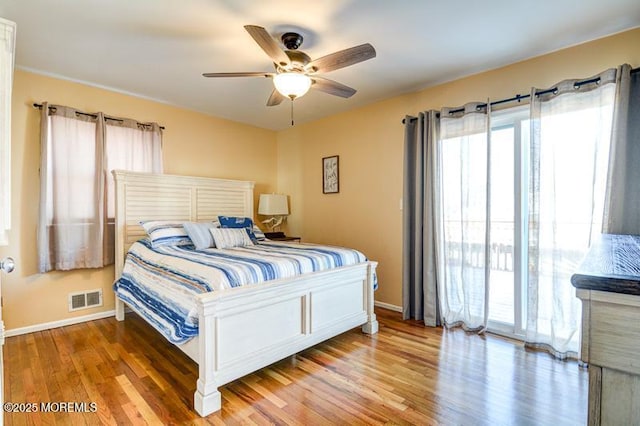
[0,18,16,246]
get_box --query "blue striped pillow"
[253,225,266,241]
[183,221,220,250]
[218,216,257,241]
[140,221,191,248]
[209,227,254,249]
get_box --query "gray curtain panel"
[604,64,640,234]
[36,101,50,271]
[402,111,440,326]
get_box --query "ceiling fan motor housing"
[282,32,303,50]
[284,50,311,69]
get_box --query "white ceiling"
[2,0,639,130]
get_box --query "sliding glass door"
[432,71,617,357]
[487,107,528,337]
[484,97,613,341]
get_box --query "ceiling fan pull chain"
[291,100,295,126]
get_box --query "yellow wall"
[0,70,277,330]
[277,28,640,308]
[2,28,639,330]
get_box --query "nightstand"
[264,232,301,242]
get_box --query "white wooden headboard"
[112,170,255,278]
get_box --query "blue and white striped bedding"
[113,239,375,344]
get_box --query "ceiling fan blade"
[244,25,290,67]
[266,89,286,106]
[202,72,273,78]
[311,77,357,98]
[307,43,376,73]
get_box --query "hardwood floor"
[3,309,587,425]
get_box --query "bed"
[112,170,378,416]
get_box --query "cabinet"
[571,234,640,425]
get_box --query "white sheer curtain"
[0,18,15,246]
[436,102,491,331]
[105,119,163,218]
[103,119,163,263]
[38,105,163,272]
[38,105,105,271]
[526,69,616,358]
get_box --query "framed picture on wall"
[322,155,339,194]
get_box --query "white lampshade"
[273,72,312,99]
[258,194,289,215]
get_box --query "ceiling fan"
[203,25,376,106]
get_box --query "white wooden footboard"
[194,261,378,416]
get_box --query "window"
[38,106,162,272]
[104,120,163,261]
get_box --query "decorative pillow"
[140,220,191,248]
[252,225,266,241]
[218,216,257,241]
[209,227,254,249]
[183,221,220,250]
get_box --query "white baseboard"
[5,303,401,338]
[5,310,115,338]
[374,301,403,313]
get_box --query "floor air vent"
[68,289,103,312]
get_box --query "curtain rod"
[402,66,640,124]
[32,103,165,130]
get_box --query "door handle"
[0,257,14,273]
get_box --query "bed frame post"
[194,303,221,416]
[113,170,127,322]
[362,261,379,335]
[194,379,221,417]
[115,299,126,321]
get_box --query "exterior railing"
[443,220,590,273]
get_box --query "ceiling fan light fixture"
[273,72,312,100]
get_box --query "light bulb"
[273,72,312,99]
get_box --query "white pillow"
[209,227,254,249]
[183,221,220,250]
